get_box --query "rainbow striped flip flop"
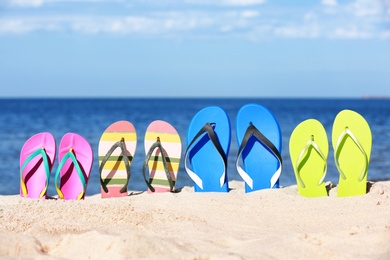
[143,120,182,193]
[99,121,137,198]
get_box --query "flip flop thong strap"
[20,147,51,198]
[334,127,369,182]
[295,136,327,188]
[184,123,227,190]
[142,138,174,192]
[55,149,86,200]
[236,123,282,189]
[99,138,131,194]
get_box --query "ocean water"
[1,98,389,196]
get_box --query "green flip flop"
[332,110,372,197]
[290,119,328,197]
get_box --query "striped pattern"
[144,120,181,193]
[99,121,137,198]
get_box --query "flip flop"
[332,110,372,197]
[99,121,137,198]
[143,120,182,193]
[236,104,282,192]
[289,119,328,197]
[185,106,231,192]
[20,132,56,199]
[55,133,93,200]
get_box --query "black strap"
[142,137,174,192]
[184,122,227,175]
[99,138,131,194]
[236,123,282,166]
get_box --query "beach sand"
[1,181,390,259]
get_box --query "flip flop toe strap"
[142,137,174,192]
[334,127,368,182]
[55,148,86,200]
[20,147,51,198]
[236,123,282,189]
[99,138,131,194]
[184,123,227,190]
[295,136,327,188]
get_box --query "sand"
[1,181,390,259]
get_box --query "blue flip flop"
[236,104,282,192]
[184,106,231,192]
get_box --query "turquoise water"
[1,98,389,196]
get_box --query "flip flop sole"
[332,110,372,197]
[99,121,137,198]
[236,104,282,192]
[290,119,328,197]
[20,132,56,199]
[144,120,181,193]
[57,133,93,200]
[186,106,231,192]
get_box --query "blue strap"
[20,147,50,198]
[55,149,86,200]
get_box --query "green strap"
[55,149,86,200]
[295,135,327,188]
[20,147,50,198]
[334,127,368,182]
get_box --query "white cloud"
[304,12,318,22]
[7,0,45,7]
[274,25,320,38]
[331,26,372,39]
[1,0,389,40]
[321,0,337,6]
[380,30,390,38]
[220,0,265,6]
[240,10,260,18]
[5,0,122,8]
[182,0,265,6]
[351,0,383,17]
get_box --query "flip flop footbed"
[99,121,137,198]
[144,120,181,192]
[332,110,372,197]
[236,104,282,192]
[289,119,328,197]
[56,133,93,200]
[20,132,56,199]
[186,106,231,192]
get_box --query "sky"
[0,0,389,98]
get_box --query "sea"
[1,98,389,196]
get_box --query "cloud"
[7,0,44,7]
[321,0,337,6]
[240,10,260,18]
[5,0,122,8]
[0,0,389,40]
[177,0,266,6]
[218,0,265,6]
[274,25,320,38]
[331,26,372,39]
[351,0,383,17]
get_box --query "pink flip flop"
[55,133,93,200]
[20,132,56,199]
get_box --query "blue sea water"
[1,98,389,196]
